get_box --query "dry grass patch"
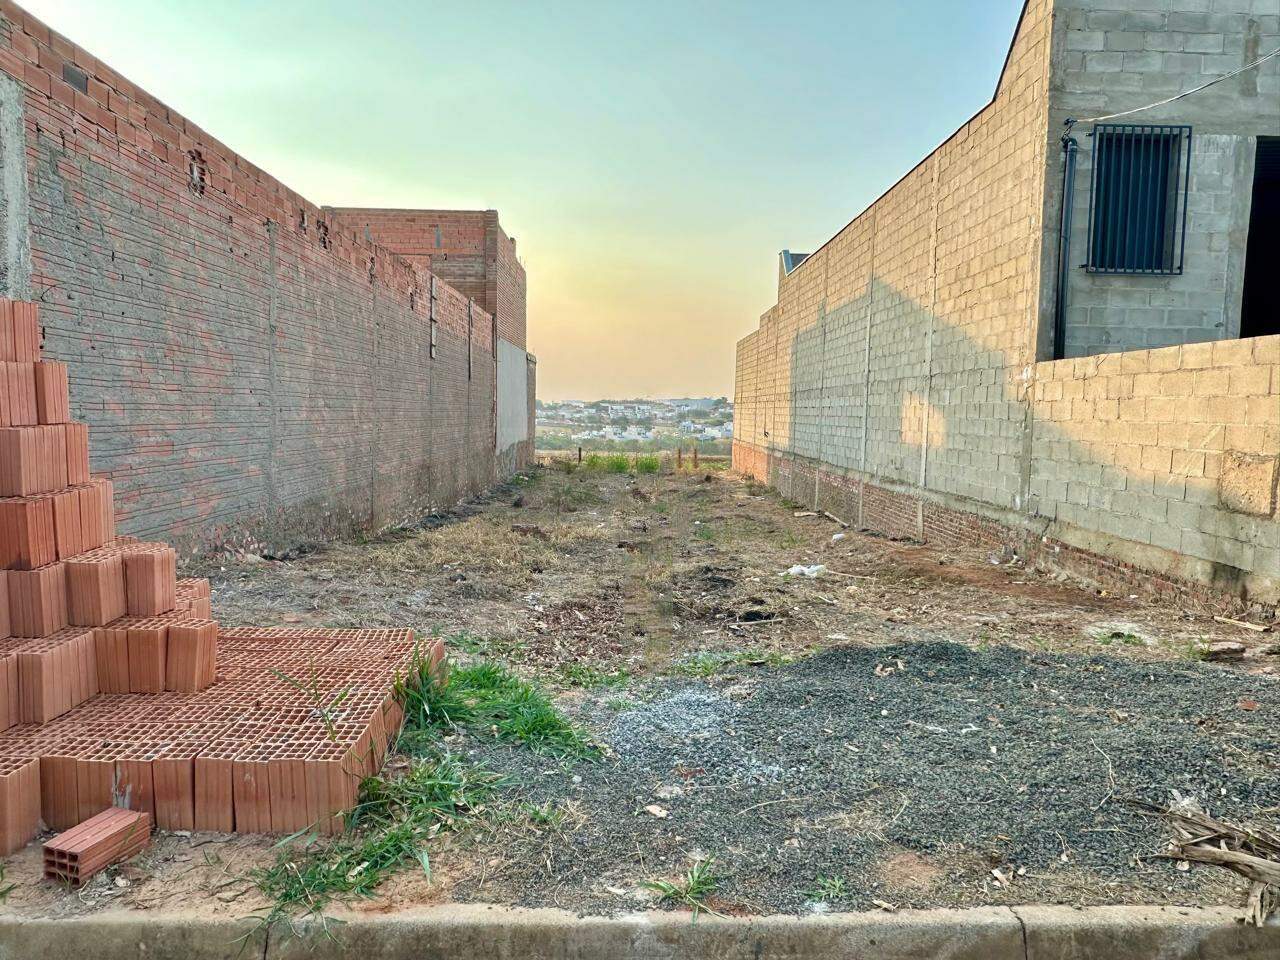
[366,515,598,589]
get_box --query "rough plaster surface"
[0,70,30,299]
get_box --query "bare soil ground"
[2,466,1277,921]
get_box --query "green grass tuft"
[673,648,794,677]
[251,748,501,934]
[518,800,569,830]
[580,453,633,474]
[804,874,848,903]
[644,858,721,918]
[253,642,595,930]
[438,663,600,759]
[395,652,597,759]
[559,663,631,689]
[635,455,660,474]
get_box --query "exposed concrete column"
[368,273,382,529]
[857,211,877,526]
[918,156,942,538]
[264,220,281,525]
[812,303,829,510]
[0,72,32,300]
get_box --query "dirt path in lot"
[2,465,1277,921]
[198,466,1280,677]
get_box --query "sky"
[23,0,1025,401]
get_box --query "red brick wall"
[0,1,504,555]
[327,208,527,350]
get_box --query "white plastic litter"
[782,564,827,578]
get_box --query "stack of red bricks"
[0,300,442,862]
[0,626,441,842]
[1,300,202,729]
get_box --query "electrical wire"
[1070,45,1280,127]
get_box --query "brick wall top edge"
[328,207,521,252]
[328,207,495,218]
[0,0,493,334]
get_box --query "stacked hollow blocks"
[0,300,443,860]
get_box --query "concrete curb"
[0,903,1277,959]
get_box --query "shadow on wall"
[750,277,1280,601]
[781,278,1029,506]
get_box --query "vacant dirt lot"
[2,465,1277,921]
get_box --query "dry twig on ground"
[1133,797,1280,926]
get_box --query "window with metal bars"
[1085,124,1191,275]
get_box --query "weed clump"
[644,858,721,918]
[252,748,500,933]
[253,643,596,931]
[673,648,794,677]
[804,874,848,903]
[582,453,631,474]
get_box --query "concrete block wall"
[1030,335,1280,595]
[0,1,511,555]
[735,0,1053,509]
[328,208,527,351]
[734,0,1280,605]
[1049,0,1280,357]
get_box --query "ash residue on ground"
[457,640,1280,915]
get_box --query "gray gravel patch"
[456,640,1280,915]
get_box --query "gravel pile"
[459,640,1280,915]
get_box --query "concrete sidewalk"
[1,903,1277,960]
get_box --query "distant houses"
[540,396,732,445]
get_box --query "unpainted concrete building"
[0,1,536,554]
[734,0,1280,605]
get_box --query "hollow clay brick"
[0,494,56,570]
[123,547,177,617]
[66,551,127,627]
[63,422,89,486]
[33,361,69,424]
[43,806,153,887]
[0,755,41,855]
[0,362,37,426]
[6,564,68,638]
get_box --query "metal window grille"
[1085,124,1191,275]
